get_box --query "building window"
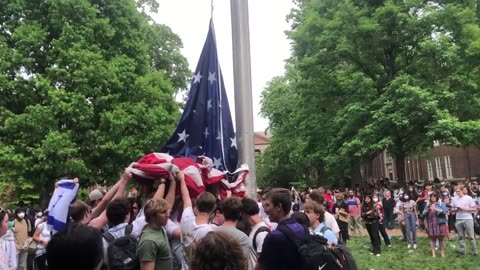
[434,157,443,179]
[444,156,453,179]
[427,160,434,180]
[433,140,441,147]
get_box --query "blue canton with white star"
[161,19,238,172]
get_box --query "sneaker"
[456,250,465,256]
[413,244,417,249]
[407,244,411,249]
[376,254,381,257]
[473,253,478,256]
[387,245,392,248]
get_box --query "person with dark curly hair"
[189,231,247,270]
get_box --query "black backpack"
[331,245,357,270]
[277,224,357,270]
[103,224,140,270]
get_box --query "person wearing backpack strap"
[242,198,270,257]
[13,207,31,270]
[103,198,141,270]
[255,188,307,270]
[303,201,338,247]
[308,191,341,239]
[137,198,173,270]
[347,190,364,237]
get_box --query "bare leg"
[439,237,445,257]
[430,238,436,257]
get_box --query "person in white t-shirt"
[451,185,478,256]
[179,172,217,251]
[32,219,51,270]
[103,197,146,269]
[241,197,270,263]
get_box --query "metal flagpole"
[230,0,257,199]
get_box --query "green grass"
[348,236,480,270]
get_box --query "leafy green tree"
[0,0,189,205]
[261,0,480,187]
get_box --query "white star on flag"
[213,157,223,168]
[208,72,217,85]
[230,137,237,149]
[207,99,212,110]
[204,128,209,138]
[193,72,202,84]
[177,129,190,143]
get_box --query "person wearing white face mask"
[34,209,44,228]
[400,193,419,250]
[13,207,32,270]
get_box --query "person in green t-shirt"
[137,198,173,270]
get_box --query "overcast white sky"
[152,0,294,131]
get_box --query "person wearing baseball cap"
[89,190,104,208]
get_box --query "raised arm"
[90,181,120,219]
[89,169,131,229]
[152,178,167,200]
[178,171,191,209]
[165,175,177,210]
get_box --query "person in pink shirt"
[347,190,364,236]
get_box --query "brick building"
[254,131,271,155]
[361,144,480,182]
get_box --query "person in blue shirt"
[303,201,338,247]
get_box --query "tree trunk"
[395,152,406,187]
[350,158,362,187]
[316,161,326,188]
[39,186,50,209]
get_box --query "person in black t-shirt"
[333,192,350,245]
[383,190,395,229]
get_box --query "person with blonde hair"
[137,197,173,270]
[303,201,338,246]
[190,231,248,270]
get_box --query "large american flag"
[161,19,238,172]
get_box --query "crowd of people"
[0,172,479,270]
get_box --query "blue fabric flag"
[161,19,238,172]
[47,180,79,234]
